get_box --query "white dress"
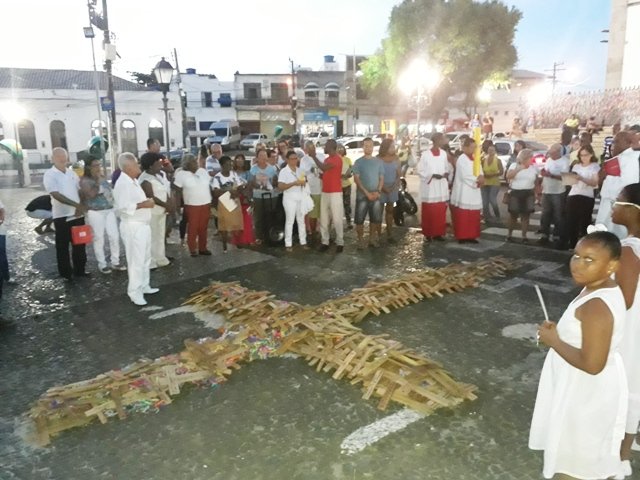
[529,286,628,479]
[618,237,640,433]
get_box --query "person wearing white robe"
[113,153,158,306]
[450,138,484,243]
[418,133,452,241]
[597,131,640,238]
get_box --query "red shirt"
[322,154,343,193]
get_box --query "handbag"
[71,224,93,245]
[502,190,511,205]
[301,186,315,215]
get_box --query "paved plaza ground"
[1,175,638,479]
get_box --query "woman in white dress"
[611,183,640,477]
[139,152,172,269]
[277,150,309,252]
[530,231,627,479]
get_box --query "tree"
[128,71,158,88]
[361,0,522,120]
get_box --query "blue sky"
[1,0,612,89]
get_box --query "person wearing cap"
[113,152,158,306]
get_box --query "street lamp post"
[153,57,174,157]
[398,59,441,158]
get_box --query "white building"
[180,68,236,147]
[0,67,183,170]
[606,0,640,89]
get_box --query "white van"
[206,120,241,151]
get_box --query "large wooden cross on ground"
[27,257,517,446]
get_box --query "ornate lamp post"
[153,57,174,156]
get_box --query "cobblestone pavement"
[1,177,638,480]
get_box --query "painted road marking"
[340,408,425,455]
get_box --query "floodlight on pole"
[398,58,441,157]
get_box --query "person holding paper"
[565,145,600,248]
[211,156,245,252]
[530,231,627,480]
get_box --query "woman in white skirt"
[277,150,309,252]
[530,231,627,479]
[611,183,640,477]
[139,152,171,269]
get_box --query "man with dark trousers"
[43,147,89,281]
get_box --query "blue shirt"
[353,156,384,199]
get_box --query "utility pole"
[173,48,189,151]
[102,0,118,166]
[289,58,297,134]
[545,61,566,93]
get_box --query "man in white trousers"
[113,152,159,306]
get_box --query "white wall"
[0,87,183,162]
[181,73,236,132]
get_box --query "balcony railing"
[235,98,290,106]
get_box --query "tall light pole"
[398,59,441,158]
[153,57,174,157]
[83,11,107,171]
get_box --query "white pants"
[283,195,307,247]
[150,213,169,268]
[120,220,151,301]
[86,209,121,269]
[596,197,628,239]
[320,192,344,246]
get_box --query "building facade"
[606,0,640,89]
[0,68,183,170]
[180,68,236,148]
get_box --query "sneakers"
[143,287,160,295]
[99,267,112,274]
[111,264,127,271]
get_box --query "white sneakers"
[129,287,159,306]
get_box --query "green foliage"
[361,0,522,116]
[128,71,157,87]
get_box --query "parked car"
[307,131,330,147]
[493,139,548,170]
[240,133,269,151]
[445,131,470,152]
[340,137,381,159]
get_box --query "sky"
[1,0,611,91]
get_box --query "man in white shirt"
[43,147,89,281]
[299,141,325,241]
[538,144,569,245]
[205,143,223,177]
[596,131,640,238]
[113,152,158,306]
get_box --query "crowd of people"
[532,87,640,131]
